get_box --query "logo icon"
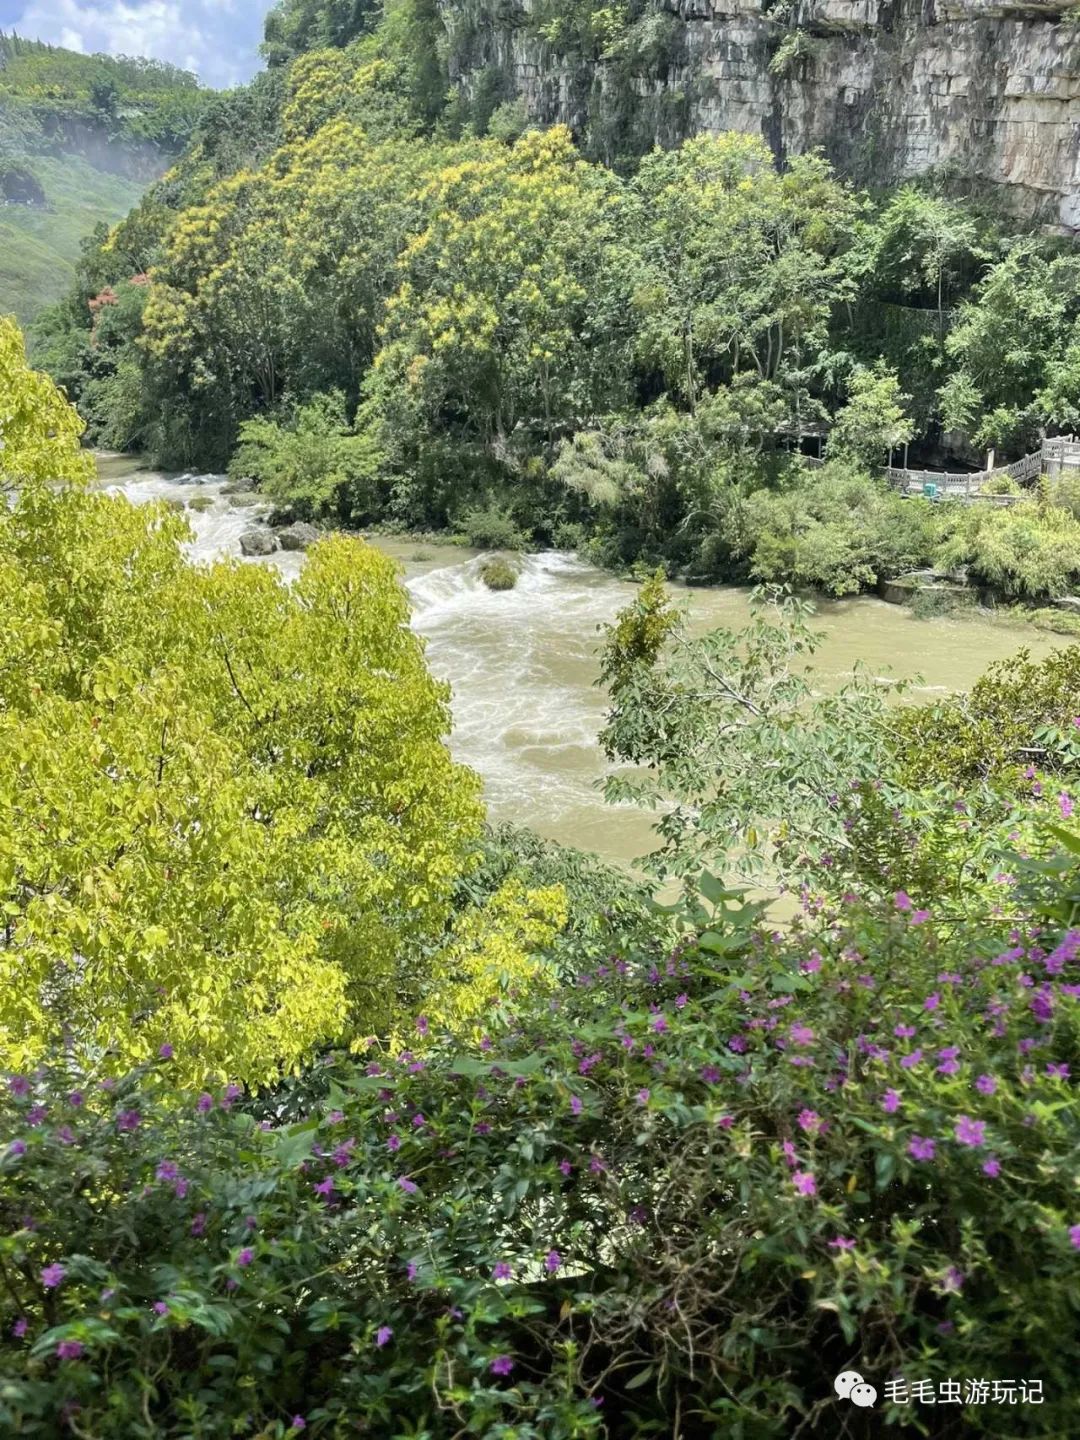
[834,1370,878,1408]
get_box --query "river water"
[96,456,1059,867]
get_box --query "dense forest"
[1,0,1079,1433]
[26,0,1080,600]
[0,33,207,321]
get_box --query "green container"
[922,482,938,500]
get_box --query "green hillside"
[0,32,207,322]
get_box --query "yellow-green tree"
[369,126,632,467]
[0,319,502,1085]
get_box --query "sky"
[0,0,269,88]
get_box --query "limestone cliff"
[443,0,1080,229]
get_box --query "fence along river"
[98,456,1059,868]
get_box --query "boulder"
[276,522,320,552]
[239,529,279,557]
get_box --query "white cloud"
[5,0,267,88]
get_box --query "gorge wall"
[442,0,1080,230]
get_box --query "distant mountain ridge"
[0,32,209,323]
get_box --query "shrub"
[459,503,530,551]
[1,841,1078,1437]
[935,503,1080,600]
[480,556,517,590]
[229,393,381,524]
[731,464,938,596]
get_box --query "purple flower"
[954,1115,986,1148]
[26,1104,46,1126]
[650,1014,667,1034]
[493,1262,512,1280]
[8,1075,30,1098]
[700,1065,721,1084]
[191,1212,207,1237]
[900,1049,922,1070]
[158,1044,174,1060]
[796,1108,821,1134]
[291,1419,306,1432]
[982,1155,1001,1178]
[152,1301,168,1316]
[791,1170,816,1197]
[156,1161,179,1182]
[116,1109,141,1132]
[1060,793,1075,820]
[894,890,912,912]
[570,1096,582,1116]
[1069,1225,1080,1250]
[1046,1063,1070,1080]
[789,1024,815,1047]
[8,1138,26,1157]
[314,1175,335,1198]
[636,1088,650,1105]
[397,1176,418,1195]
[197,1092,213,1113]
[975,1074,996,1096]
[67,1091,83,1108]
[924,993,941,1012]
[545,1249,562,1273]
[56,1340,83,1361]
[828,1237,856,1250]
[406,1262,418,1281]
[12,1317,28,1338]
[220,1084,242,1110]
[490,1354,514,1376]
[236,1247,254,1267]
[893,1025,916,1039]
[908,1136,936,1161]
[910,909,930,926]
[558,1159,572,1176]
[376,1325,393,1347]
[40,1263,65,1290]
[415,1014,429,1037]
[942,1266,965,1293]
[387,1134,401,1152]
[880,1089,901,1114]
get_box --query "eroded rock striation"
[446,0,1080,228]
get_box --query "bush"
[2,841,1078,1437]
[935,503,1080,600]
[480,556,517,590]
[458,503,530,551]
[731,463,939,596]
[229,393,382,524]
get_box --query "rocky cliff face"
[445,0,1080,229]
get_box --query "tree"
[598,578,897,888]
[0,321,496,1085]
[367,126,633,502]
[0,315,93,495]
[826,361,913,469]
[629,136,860,421]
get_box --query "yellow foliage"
[416,881,568,1041]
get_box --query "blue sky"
[0,0,269,88]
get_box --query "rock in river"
[276,522,320,552]
[239,529,279,557]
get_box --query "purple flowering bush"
[1,844,1078,1437]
